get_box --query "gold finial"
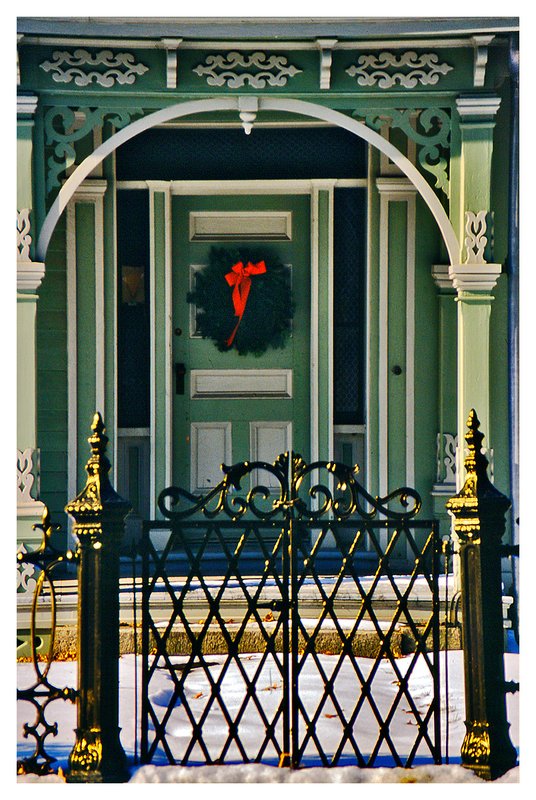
[88,412,108,458]
[446,408,508,528]
[464,408,488,477]
[92,410,105,433]
[465,408,484,451]
[66,412,123,517]
[83,411,111,486]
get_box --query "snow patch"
[128,763,520,784]
[17,651,519,784]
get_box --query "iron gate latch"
[256,599,286,613]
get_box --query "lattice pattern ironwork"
[291,520,440,767]
[142,521,290,765]
[141,454,441,768]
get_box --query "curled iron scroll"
[158,459,288,521]
[17,508,78,776]
[157,453,422,522]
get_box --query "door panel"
[190,421,232,494]
[172,193,311,491]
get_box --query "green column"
[450,95,502,482]
[17,94,45,550]
[448,258,501,599]
[453,96,501,247]
[449,263,501,483]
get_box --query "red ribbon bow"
[224,260,267,347]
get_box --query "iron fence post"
[65,412,131,783]
[446,409,517,780]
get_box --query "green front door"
[171,193,311,493]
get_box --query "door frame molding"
[147,181,173,514]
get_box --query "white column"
[66,179,108,500]
[17,216,46,537]
[17,94,46,553]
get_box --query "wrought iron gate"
[140,453,441,768]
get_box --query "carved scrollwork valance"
[40,49,149,87]
[346,51,453,89]
[193,51,302,88]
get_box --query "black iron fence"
[141,452,442,768]
[16,411,518,781]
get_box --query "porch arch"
[36,97,460,263]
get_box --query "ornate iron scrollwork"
[157,452,421,522]
[17,507,78,776]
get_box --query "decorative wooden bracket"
[316,38,337,89]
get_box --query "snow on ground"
[16,649,519,784]
[128,763,520,784]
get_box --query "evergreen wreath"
[187,246,294,356]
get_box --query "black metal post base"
[461,719,518,782]
[66,726,130,783]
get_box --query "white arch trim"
[36,96,459,264]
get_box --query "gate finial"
[66,412,128,518]
[447,409,509,535]
[88,410,108,457]
[463,409,488,478]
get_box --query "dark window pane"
[117,190,150,428]
[333,188,366,425]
